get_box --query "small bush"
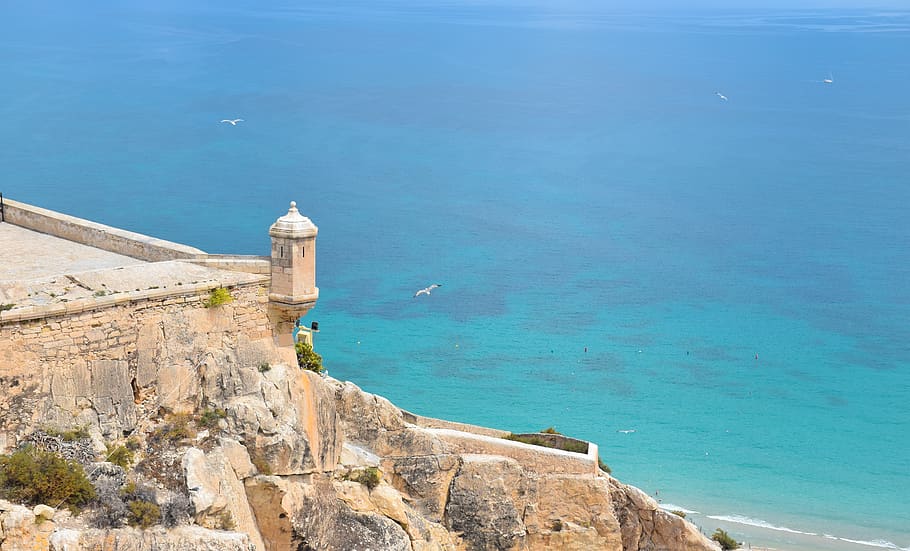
[541,427,561,435]
[204,287,233,308]
[217,510,236,531]
[0,446,95,512]
[160,493,194,528]
[551,519,563,532]
[0,303,14,312]
[45,425,91,442]
[670,510,686,518]
[598,457,612,474]
[295,341,324,373]
[258,361,271,373]
[197,408,227,430]
[127,499,161,529]
[91,473,129,528]
[106,444,134,469]
[712,528,740,550]
[251,455,273,476]
[348,467,381,490]
[154,414,196,443]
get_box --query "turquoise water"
[3,3,909,549]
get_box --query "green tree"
[295,341,324,373]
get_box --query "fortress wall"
[184,256,271,274]
[0,282,278,451]
[401,410,510,438]
[2,198,206,262]
[426,428,599,476]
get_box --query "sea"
[2,2,908,550]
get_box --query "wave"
[707,514,818,536]
[708,515,910,550]
[658,503,701,515]
[825,535,910,551]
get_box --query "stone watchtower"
[268,201,318,346]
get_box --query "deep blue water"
[2,3,909,549]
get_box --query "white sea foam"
[658,503,700,515]
[828,536,910,550]
[707,515,817,536]
[709,515,910,550]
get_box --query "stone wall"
[1,198,205,262]
[0,281,284,452]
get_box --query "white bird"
[617,429,636,434]
[414,283,441,298]
[715,92,728,101]
[221,119,244,125]
[823,73,834,84]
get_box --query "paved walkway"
[1,222,145,281]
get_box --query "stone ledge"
[425,428,599,476]
[0,277,268,325]
[2,198,206,262]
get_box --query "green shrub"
[217,510,236,531]
[0,446,95,512]
[258,361,271,373]
[670,510,686,518]
[203,287,233,308]
[541,427,561,435]
[197,408,227,430]
[127,499,161,529]
[712,528,740,550]
[154,414,196,443]
[0,303,14,312]
[106,444,134,469]
[348,467,382,490]
[251,455,273,476]
[45,425,90,442]
[598,457,612,474]
[295,341,324,373]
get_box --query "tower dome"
[268,201,318,309]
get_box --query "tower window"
[301,247,305,258]
[279,246,284,258]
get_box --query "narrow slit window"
[279,246,284,258]
[301,247,305,258]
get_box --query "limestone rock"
[48,526,255,550]
[444,455,528,551]
[388,453,461,521]
[221,437,256,479]
[609,479,717,551]
[32,504,55,521]
[292,475,411,551]
[0,501,54,551]
[183,447,266,551]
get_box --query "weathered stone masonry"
[0,281,281,450]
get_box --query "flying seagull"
[823,73,834,84]
[414,284,441,298]
[221,119,244,125]
[715,92,728,101]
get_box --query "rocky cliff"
[0,290,718,551]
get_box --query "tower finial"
[289,201,298,213]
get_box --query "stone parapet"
[184,256,271,274]
[2,198,206,262]
[401,410,510,439]
[425,428,600,477]
[0,277,267,325]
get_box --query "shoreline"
[657,504,909,551]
